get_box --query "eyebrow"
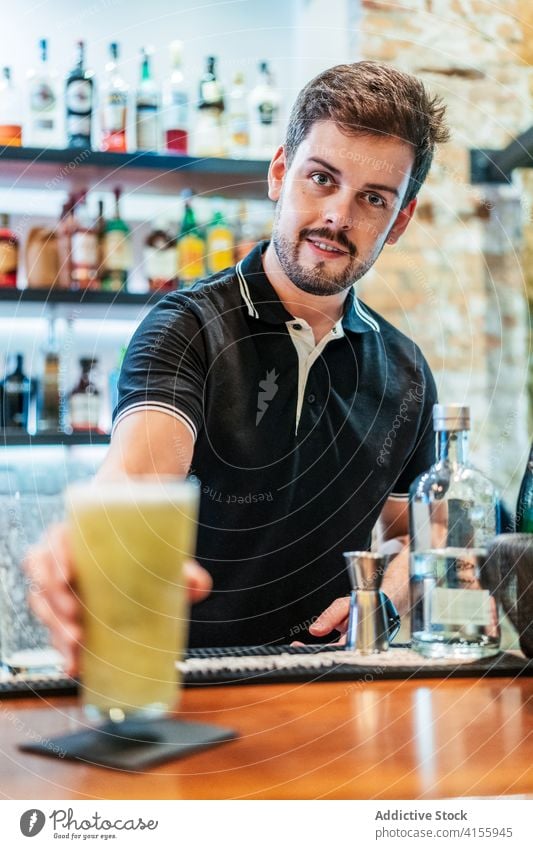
[307,156,343,177]
[365,183,400,199]
[306,158,401,199]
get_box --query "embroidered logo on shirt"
[256,369,279,425]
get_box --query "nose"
[322,190,354,231]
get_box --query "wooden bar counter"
[1,674,532,800]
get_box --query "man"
[28,61,449,668]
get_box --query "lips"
[306,238,349,258]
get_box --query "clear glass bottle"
[194,56,225,157]
[0,67,22,147]
[162,40,188,154]
[227,71,249,158]
[516,442,533,533]
[409,404,499,659]
[248,60,280,160]
[135,48,159,152]
[65,40,94,149]
[26,38,60,148]
[101,42,128,153]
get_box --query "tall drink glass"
[66,477,199,723]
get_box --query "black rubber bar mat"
[1,645,532,698]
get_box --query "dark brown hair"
[284,61,450,208]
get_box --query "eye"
[364,192,386,208]
[310,172,333,187]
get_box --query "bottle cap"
[432,404,470,432]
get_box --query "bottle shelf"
[1,430,110,447]
[0,287,167,320]
[0,288,165,305]
[0,146,269,199]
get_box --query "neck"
[262,240,348,332]
[437,430,469,467]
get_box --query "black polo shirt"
[115,241,437,647]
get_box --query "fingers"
[308,597,351,637]
[23,522,81,677]
[183,559,212,604]
[30,590,81,677]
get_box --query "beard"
[271,222,380,296]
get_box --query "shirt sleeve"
[113,295,207,441]
[388,356,438,500]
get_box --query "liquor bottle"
[0,214,18,288]
[248,61,280,159]
[108,345,127,417]
[25,224,60,288]
[162,40,188,154]
[176,196,206,287]
[37,317,61,432]
[100,187,131,291]
[409,404,499,659]
[26,38,60,148]
[194,56,225,157]
[135,48,159,152]
[94,198,105,277]
[65,40,94,149]
[56,195,76,289]
[143,218,177,292]
[0,67,22,147]
[234,201,256,262]
[227,71,249,158]
[101,42,128,153]
[70,191,99,290]
[516,442,533,533]
[206,209,234,274]
[69,357,101,432]
[2,354,32,431]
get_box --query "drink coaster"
[19,716,238,771]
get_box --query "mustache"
[299,227,357,257]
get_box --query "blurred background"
[0,0,530,510]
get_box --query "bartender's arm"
[24,410,212,675]
[307,497,410,641]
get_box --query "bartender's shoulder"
[146,267,240,318]
[161,267,240,309]
[185,266,239,300]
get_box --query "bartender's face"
[268,120,416,295]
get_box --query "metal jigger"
[343,551,400,654]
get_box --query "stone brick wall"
[352,0,532,504]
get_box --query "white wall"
[2,0,297,107]
[292,0,352,92]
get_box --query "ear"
[267,145,287,202]
[386,198,417,245]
